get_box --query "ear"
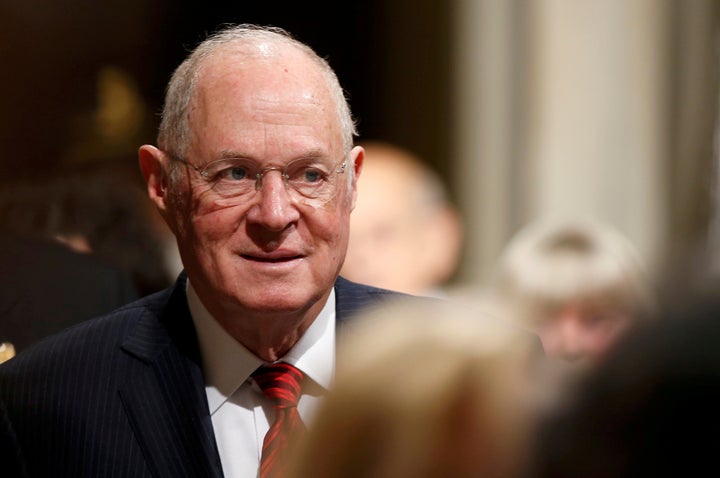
[138,145,171,214]
[348,145,364,211]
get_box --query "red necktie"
[252,362,307,478]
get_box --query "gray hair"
[158,24,358,183]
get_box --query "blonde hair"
[494,217,653,319]
[288,296,542,478]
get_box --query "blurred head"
[0,162,170,295]
[139,24,362,328]
[341,141,462,295]
[494,217,653,365]
[288,296,542,478]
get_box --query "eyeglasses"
[169,154,348,206]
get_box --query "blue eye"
[303,169,322,183]
[230,167,247,180]
[214,166,249,181]
[286,163,329,185]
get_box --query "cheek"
[319,216,348,250]
[310,207,351,257]
[182,200,246,248]
[197,213,246,248]
[333,228,350,262]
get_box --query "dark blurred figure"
[0,232,138,360]
[0,160,174,358]
[526,286,720,478]
[0,160,174,296]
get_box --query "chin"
[232,286,317,315]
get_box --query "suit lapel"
[119,277,223,478]
[334,276,407,327]
[112,275,400,478]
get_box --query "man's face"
[165,48,360,321]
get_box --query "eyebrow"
[216,150,250,160]
[215,147,332,162]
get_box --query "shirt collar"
[187,280,336,414]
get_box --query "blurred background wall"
[453,0,720,286]
[2,0,718,286]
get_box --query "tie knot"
[252,362,304,408]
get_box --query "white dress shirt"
[187,281,336,478]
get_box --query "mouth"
[241,254,304,263]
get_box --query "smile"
[241,254,303,263]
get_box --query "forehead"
[188,43,343,159]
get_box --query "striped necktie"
[252,362,307,478]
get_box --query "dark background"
[1,0,453,196]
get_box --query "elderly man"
[0,24,407,477]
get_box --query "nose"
[246,169,300,231]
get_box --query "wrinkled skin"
[140,42,363,360]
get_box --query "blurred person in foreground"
[287,295,547,478]
[0,24,414,477]
[488,217,654,369]
[526,288,720,477]
[340,140,463,296]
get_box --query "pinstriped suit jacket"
[0,273,405,477]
